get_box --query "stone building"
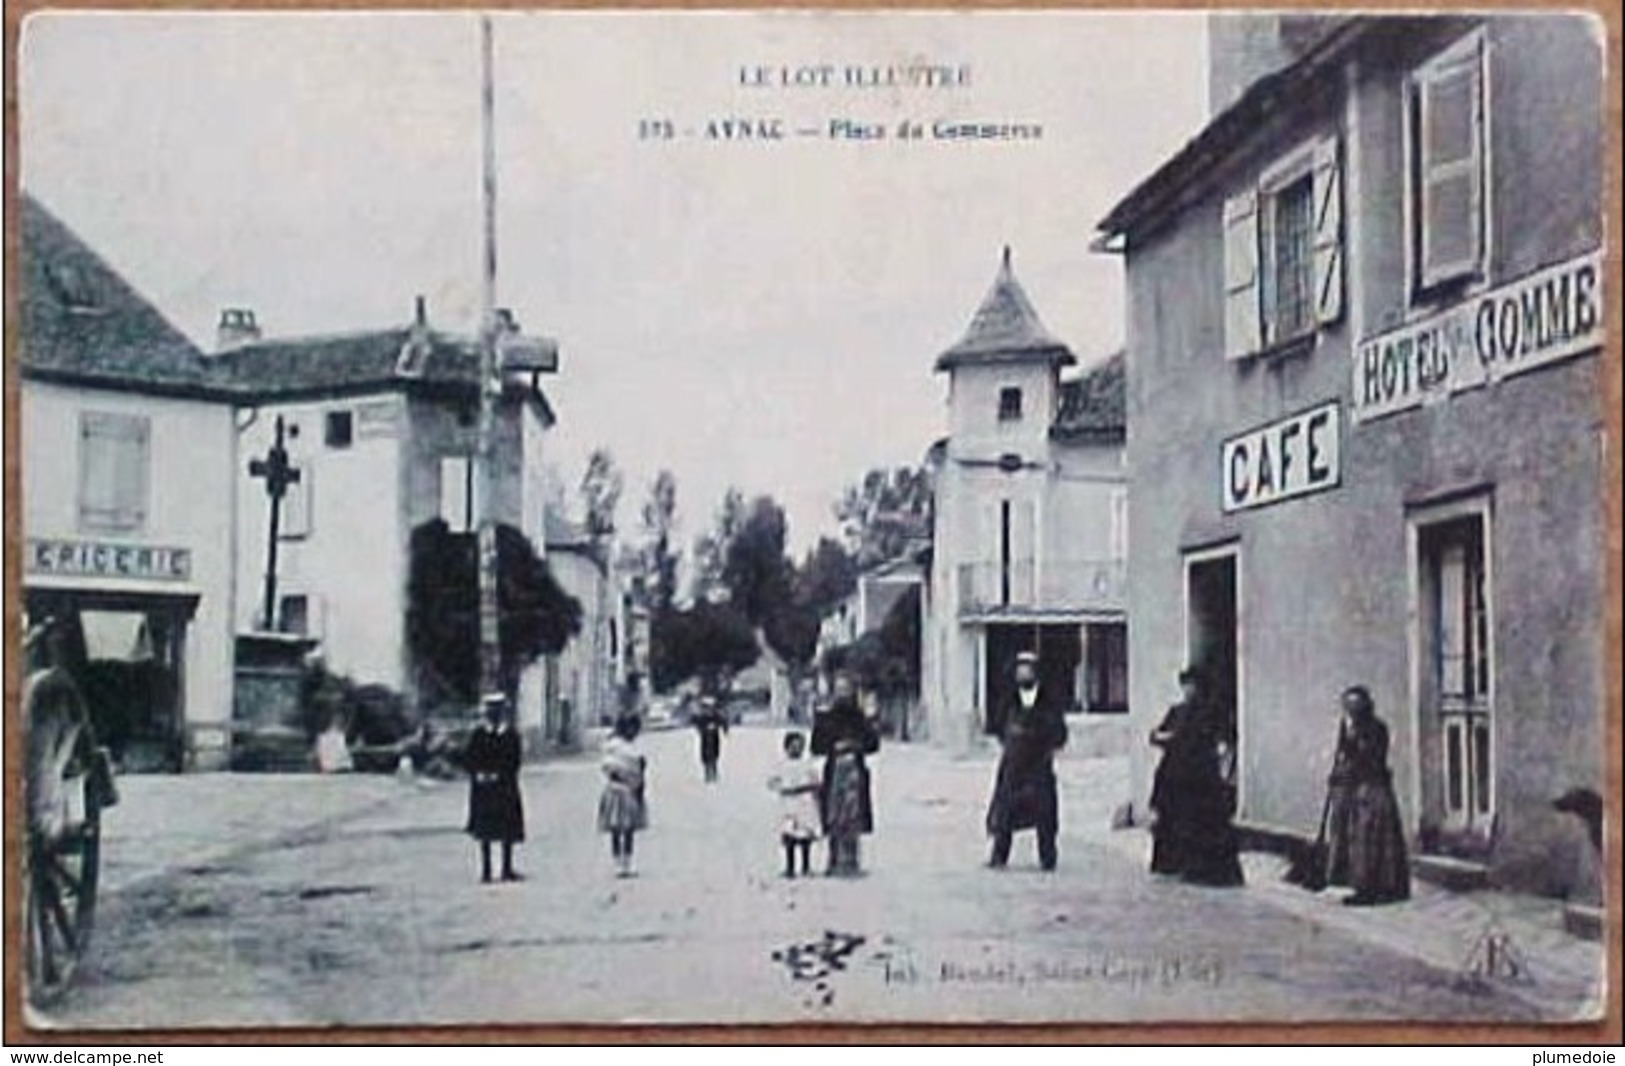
[921,250,1129,752]
[1097,13,1606,897]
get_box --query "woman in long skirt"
[811,675,879,877]
[598,714,648,877]
[1323,686,1410,905]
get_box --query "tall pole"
[476,13,502,700]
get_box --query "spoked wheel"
[25,668,112,1008]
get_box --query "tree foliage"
[836,466,934,569]
[649,599,759,696]
[640,469,680,613]
[580,447,623,541]
[406,520,583,707]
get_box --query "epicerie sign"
[1221,402,1341,513]
[27,538,193,582]
[1352,250,1603,423]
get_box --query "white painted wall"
[235,394,405,689]
[22,381,238,765]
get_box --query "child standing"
[598,713,648,877]
[768,730,821,878]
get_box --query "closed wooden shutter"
[1311,135,1345,326]
[78,412,149,531]
[1223,190,1262,359]
[1416,37,1485,288]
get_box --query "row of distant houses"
[855,11,1603,908]
[19,194,629,770]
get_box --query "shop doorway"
[1184,550,1240,781]
[1413,505,1494,856]
[983,623,1081,736]
[24,591,192,773]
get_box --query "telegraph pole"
[476,12,502,700]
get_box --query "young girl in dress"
[598,713,648,877]
[768,730,821,878]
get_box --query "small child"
[767,730,821,878]
[598,714,649,877]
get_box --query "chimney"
[216,307,261,351]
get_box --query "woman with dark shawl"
[810,673,880,877]
[1324,685,1410,905]
[1149,667,1242,886]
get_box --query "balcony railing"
[957,559,1125,618]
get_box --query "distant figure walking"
[1323,685,1410,906]
[692,696,729,784]
[598,713,649,877]
[768,730,822,878]
[985,651,1069,871]
[811,674,880,877]
[1148,667,1243,886]
[465,695,524,884]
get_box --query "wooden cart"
[23,614,119,1007]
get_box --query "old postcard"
[7,6,1616,1035]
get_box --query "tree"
[580,447,623,541]
[640,469,680,613]
[831,584,922,738]
[836,466,934,568]
[723,495,795,627]
[690,486,747,603]
[649,599,759,696]
[796,537,859,616]
[406,519,583,708]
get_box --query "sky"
[19,10,1208,555]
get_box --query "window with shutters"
[78,411,150,532]
[1223,135,1344,360]
[1409,33,1488,295]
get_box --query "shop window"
[998,386,1023,422]
[78,411,150,533]
[1223,136,1344,359]
[324,409,354,449]
[1410,32,1488,295]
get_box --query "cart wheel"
[25,668,105,1008]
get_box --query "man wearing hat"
[464,693,525,883]
[985,650,1069,870]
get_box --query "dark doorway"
[983,623,1082,736]
[1185,554,1239,761]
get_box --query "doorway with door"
[1412,502,1494,859]
[1184,549,1240,789]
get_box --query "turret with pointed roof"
[934,247,1078,373]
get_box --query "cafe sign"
[1221,401,1341,513]
[1352,250,1603,423]
[27,538,193,582]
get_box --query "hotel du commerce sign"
[1351,249,1604,424]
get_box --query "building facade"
[922,250,1129,753]
[20,196,239,771]
[220,300,560,737]
[542,512,615,749]
[1099,14,1606,896]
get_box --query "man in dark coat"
[985,651,1069,871]
[465,694,525,883]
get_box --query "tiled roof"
[935,248,1076,372]
[19,195,557,422]
[211,326,479,400]
[1052,351,1126,443]
[18,194,212,393]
